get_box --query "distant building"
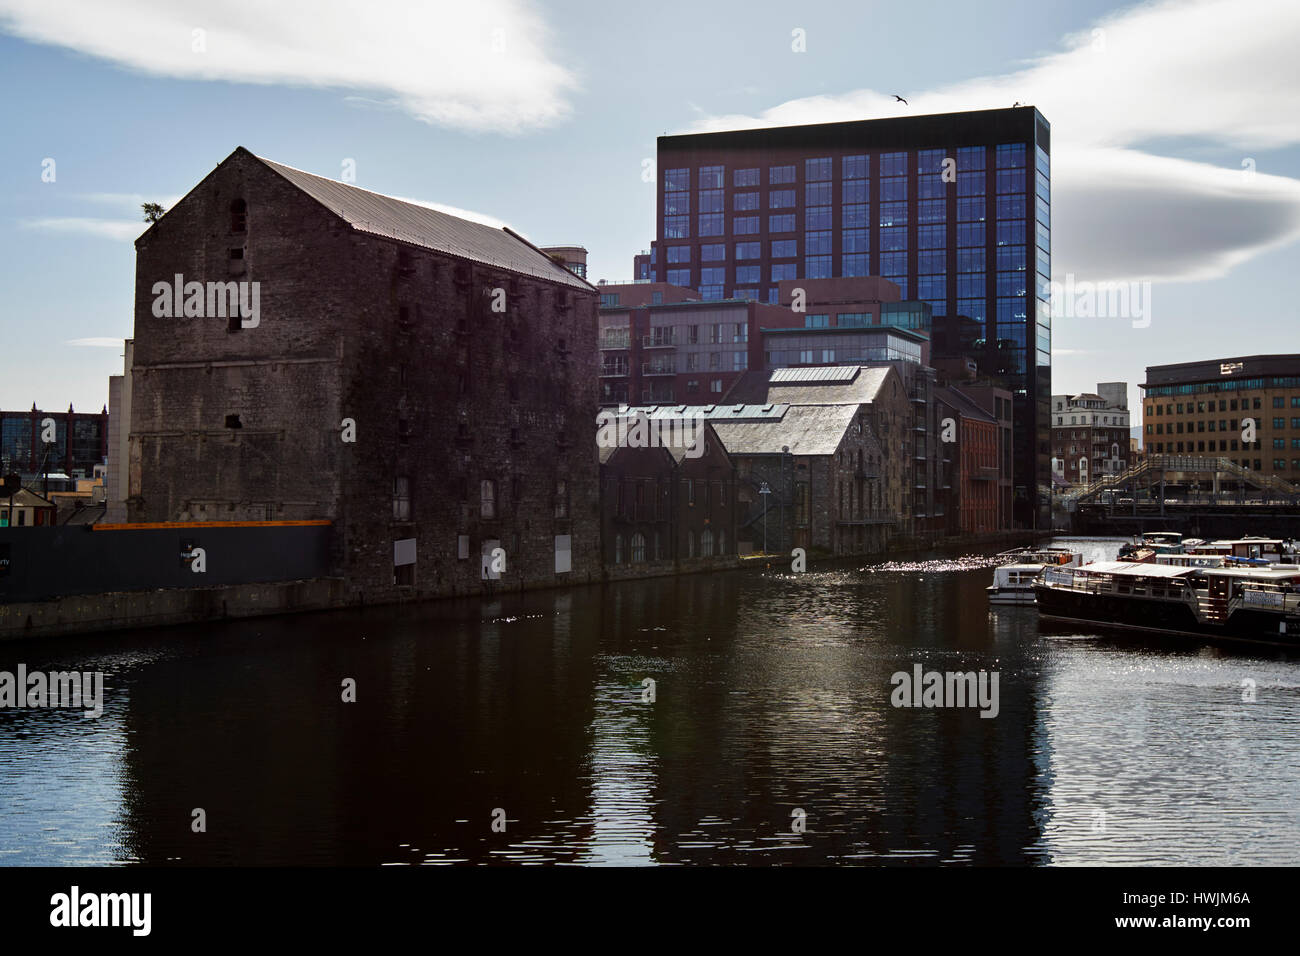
[598,416,737,570]
[0,487,57,527]
[1051,384,1130,487]
[947,370,1015,531]
[0,405,108,481]
[648,106,1053,528]
[48,476,106,525]
[936,386,1000,533]
[598,291,789,406]
[1141,355,1300,484]
[541,245,588,280]
[105,340,134,523]
[127,147,600,598]
[718,365,910,554]
[633,250,653,282]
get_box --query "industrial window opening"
[230,199,247,233]
[225,414,242,429]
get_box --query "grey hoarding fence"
[0,522,332,604]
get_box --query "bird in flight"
[893,94,908,105]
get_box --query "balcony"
[600,365,629,378]
[642,362,676,376]
[642,335,676,349]
[599,336,631,350]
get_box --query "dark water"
[1,537,1298,866]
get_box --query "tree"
[142,202,166,223]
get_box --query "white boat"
[1185,537,1299,563]
[988,547,1084,605]
[987,563,1051,605]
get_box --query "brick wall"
[130,149,600,601]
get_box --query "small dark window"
[225,414,242,429]
[230,199,247,233]
[229,247,244,260]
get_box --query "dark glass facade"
[652,107,1051,527]
[0,408,108,478]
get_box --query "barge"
[1034,561,1300,647]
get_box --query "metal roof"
[1078,561,1195,578]
[1078,561,1300,581]
[769,366,862,384]
[255,155,591,291]
[726,366,896,407]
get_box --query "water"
[1,537,1298,866]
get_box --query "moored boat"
[986,564,1049,605]
[995,546,1082,567]
[987,548,1083,605]
[1034,561,1300,646]
[1118,531,1185,561]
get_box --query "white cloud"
[22,217,141,241]
[0,0,578,133]
[684,0,1300,285]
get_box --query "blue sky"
[2,0,1298,414]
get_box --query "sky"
[1,0,1298,415]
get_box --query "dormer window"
[230,199,247,233]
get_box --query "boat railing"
[1238,587,1300,614]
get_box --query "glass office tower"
[652,107,1051,527]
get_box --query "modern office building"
[648,106,1051,527]
[0,405,109,481]
[1141,355,1300,484]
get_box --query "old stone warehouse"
[125,147,602,600]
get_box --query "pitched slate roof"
[252,152,592,291]
[710,404,859,456]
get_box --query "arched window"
[631,532,646,563]
[687,531,696,558]
[615,534,624,564]
[230,199,247,233]
[718,530,726,555]
[700,529,714,557]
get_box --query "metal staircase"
[1062,456,1300,505]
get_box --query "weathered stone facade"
[129,147,600,600]
[718,366,911,556]
[598,419,738,570]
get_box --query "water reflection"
[0,538,1296,865]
